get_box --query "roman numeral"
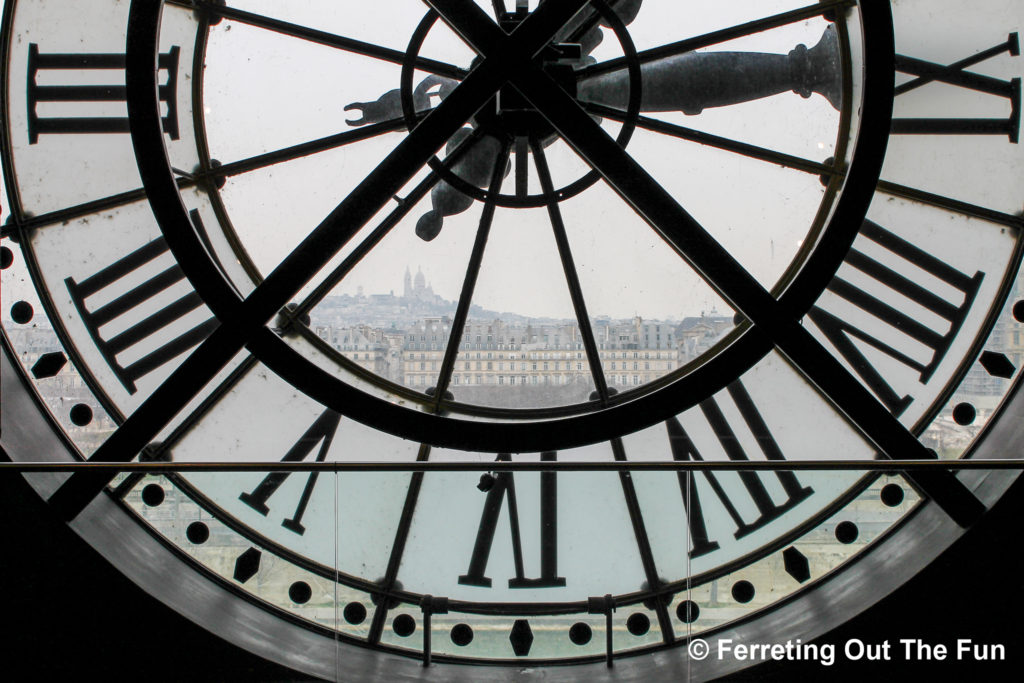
[27,43,181,144]
[65,236,218,394]
[668,380,814,559]
[891,33,1020,142]
[239,409,341,535]
[459,452,565,589]
[808,220,984,415]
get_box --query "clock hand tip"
[343,102,368,126]
[416,211,443,241]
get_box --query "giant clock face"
[2,0,1024,678]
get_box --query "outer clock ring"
[4,0,1024,677]
[3,338,1021,679]
[125,0,895,453]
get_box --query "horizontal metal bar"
[1,460,1022,473]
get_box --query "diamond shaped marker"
[233,547,262,583]
[509,619,534,656]
[783,547,811,583]
[31,351,67,379]
[980,351,1016,379]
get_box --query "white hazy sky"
[3,0,843,321]
[200,0,839,320]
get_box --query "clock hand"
[577,25,841,113]
[351,22,838,240]
[348,25,840,123]
[346,1,640,237]
[554,0,643,58]
[344,75,459,126]
[344,75,501,241]
[416,130,507,241]
[343,100,506,240]
[343,91,403,126]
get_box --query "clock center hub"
[473,9,583,140]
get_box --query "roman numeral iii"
[27,43,180,144]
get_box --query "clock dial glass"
[2,0,1024,673]
[883,0,1024,216]
[156,0,875,426]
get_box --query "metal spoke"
[0,119,414,239]
[111,354,260,500]
[525,154,686,638]
[289,129,489,322]
[584,102,836,178]
[561,0,639,44]
[435,4,983,527]
[433,144,511,408]
[367,442,432,645]
[213,116,413,180]
[531,139,610,402]
[877,180,1024,231]
[578,0,855,79]
[610,436,675,644]
[0,179,193,237]
[145,356,259,459]
[186,0,467,80]
[49,0,526,519]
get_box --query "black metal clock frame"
[5,0,1024,677]
[120,0,892,451]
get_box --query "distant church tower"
[404,267,412,299]
[414,267,426,293]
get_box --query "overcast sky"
[3,0,843,322]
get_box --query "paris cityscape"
[308,266,731,407]
[4,264,1021,649]
[6,263,1022,453]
